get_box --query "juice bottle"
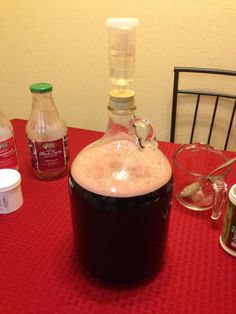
[0,110,19,170]
[26,83,69,180]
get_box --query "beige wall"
[1,0,236,144]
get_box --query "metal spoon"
[180,157,236,198]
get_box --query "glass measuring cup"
[173,143,231,219]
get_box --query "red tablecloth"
[0,119,235,314]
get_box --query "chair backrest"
[170,67,236,150]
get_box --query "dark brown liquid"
[69,175,173,283]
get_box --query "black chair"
[170,67,236,150]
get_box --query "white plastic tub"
[0,169,23,214]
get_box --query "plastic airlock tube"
[106,18,139,88]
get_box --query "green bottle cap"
[30,83,53,93]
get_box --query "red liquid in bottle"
[69,139,173,282]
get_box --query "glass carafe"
[69,89,173,282]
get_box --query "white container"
[0,169,23,214]
[219,184,236,257]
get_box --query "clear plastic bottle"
[0,110,19,170]
[26,83,69,180]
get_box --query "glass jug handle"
[132,117,157,148]
[211,179,228,220]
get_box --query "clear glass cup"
[173,143,231,220]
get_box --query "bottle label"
[221,199,236,252]
[28,136,69,172]
[0,136,18,169]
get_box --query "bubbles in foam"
[71,139,172,197]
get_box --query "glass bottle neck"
[27,91,66,140]
[31,92,57,113]
[0,110,11,129]
[104,89,137,138]
[106,107,136,137]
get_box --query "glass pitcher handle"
[211,179,228,220]
[132,117,157,148]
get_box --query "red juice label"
[28,136,68,172]
[0,136,18,169]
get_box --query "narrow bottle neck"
[31,92,57,113]
[106,108,136,136]
[105,89,136,137]
[0,110,12,132]
[27,91,66,140]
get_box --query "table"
[0,119,235,314]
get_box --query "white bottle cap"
[0,169,21,192]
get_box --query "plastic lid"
[30,83,53,93]
[106,18,139,28]
[0,169,21,192]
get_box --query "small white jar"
[220,184,236,257]
[0,169,23,214]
